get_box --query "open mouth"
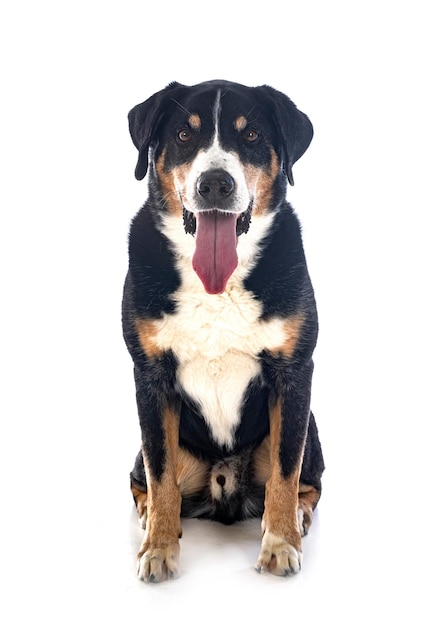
[183,205,252,295]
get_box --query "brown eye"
[243,129,259,142]
[177,128,192,142]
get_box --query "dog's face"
[129,80,313,294]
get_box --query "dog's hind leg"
[130,450,148,528]
[298,411,324,536]
[130,446,210,528]
[298,484,321,536]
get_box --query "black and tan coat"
[122,79,324,582]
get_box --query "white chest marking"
[154,213,287,449]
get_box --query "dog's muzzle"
[196,169,235,211]
[190,169,242,295]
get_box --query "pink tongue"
[192,211,238,294]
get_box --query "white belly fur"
[156,212,287,449]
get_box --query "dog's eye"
[243,129,259,143]
[177,129,193,143]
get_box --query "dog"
[122,79,324,582]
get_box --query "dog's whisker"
[171,98,192,117]
[245,105,257,118]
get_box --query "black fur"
[123,79,324,525]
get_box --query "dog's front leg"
[136,397,182,583]
[256,368,312,576]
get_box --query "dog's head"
[128,80,313,294]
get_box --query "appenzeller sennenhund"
[122,79,324,582]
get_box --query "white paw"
[137,544,180,583]
[255,530,302,576]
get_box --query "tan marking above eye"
[188,113,201,130]
[234,115,248,131]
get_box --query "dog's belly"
[152,274,287,449]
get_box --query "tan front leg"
[137,407,182,583]
[256,399,304,576]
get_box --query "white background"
[1,1,438,624]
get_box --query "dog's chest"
[152,273,287,449]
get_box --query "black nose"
[197,169,235,208]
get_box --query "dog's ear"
[258,85,313,186]
[128,81,184,181]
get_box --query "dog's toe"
[137,544,180,583]
[255,531,302,576]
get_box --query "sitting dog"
[122,79,324,582]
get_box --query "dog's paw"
[137,543,180,583]
[255,531,302,576]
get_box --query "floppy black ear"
[128,81,184,181]
[258,85,313,185]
